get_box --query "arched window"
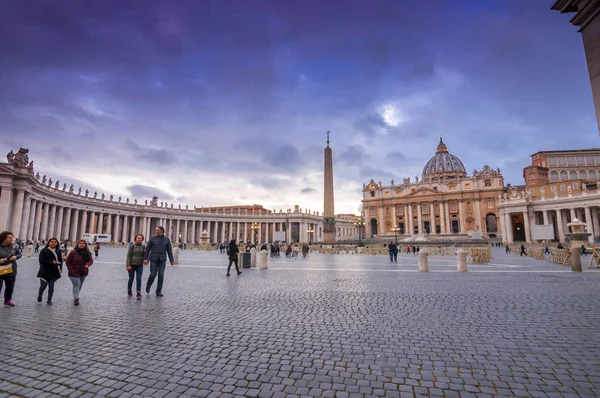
[580,170,587,180]
[569,170,577,180]
[560,171,568,180]
[550,171,558,181]
[590,170,597,180]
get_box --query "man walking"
[144,226,174,297]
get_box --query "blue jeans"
[147,260,166,293]
[127,266,143,293]
[38,279,55,302]
[69,276,87,300]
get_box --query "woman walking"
[227,239,241,276]
[0,231,22,307]
[66,240,93,306]
[37,238,63,305]
[126,234,145,299]
[93,242,100,257]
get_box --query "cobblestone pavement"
[1,247,600,398]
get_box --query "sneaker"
[156,292,164,297]
[145,285,150,294]
[128,291,133,297]
[74,299,79,306]
[4,300,15,307]
[226,274,231,277]
[37,296,42,303]
[237,271,242,275]
[136,292,142,300]
[47,301,52,305]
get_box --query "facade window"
[540,188,545,195]
[449,184,456,190]
[451,202,457,211]
[385,191,390,196]
[397,206,403,215]
[529,189,534,195]
[590,170,597,179]
[577,156,585,165]
[586,156,595,165]
[433,187,438,190]
[411,188,415,193]
[573,183,578,190]
[568,157,576,166]
[435,204,439,212]
[396,189,402,194]
[595,155,600,164]
[370,191,375,197]
[485,179,491,187]
[569,170,577,180]
[550,171,558,181]
[548,156,557,166]
[560,171,568,180]
[560,184,566,191]
[558,157,567,166]
[370,208,376,215]
[551,186,557,192]
[487,199,493,209]
[579,170,587,180]
[423,204,429,214]
[465,183,471,189]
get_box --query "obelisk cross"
[326,130,330,146]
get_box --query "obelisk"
[323,131,336,244]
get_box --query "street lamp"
[354,220,366,245]
[307,228,314,244]
[251,222,260,243]
[391,226,401,244]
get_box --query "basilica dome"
[422,138,467,182]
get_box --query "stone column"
[474,200,482,232]
[228,222,233,241]
[114,215,121,242]
[97,212,104,234]
[70,209,80,242]
[183,220,188,243]
[79,210,88,241]
[287,221,292,243]
[212,221,219,243]
[106,214,113,240]
[176,219,181,242]
[0,186,13,231]
[570,208,576,223]
[220,222,226,243]
[499,211,506,242]
[166,219,172,240]
[122,215,129,243]
[407,204,413,235]
[392,206,397,229]
[445,202,451,233]
[585,207,594,243]
[33,201,43,241]
[523,211,532,243]
[542,210,549,225]
[62,207,72,241]
[504,212,513,243]
[26,199,37,241]
[556,209,565,242]
[439,201,446,234]
[458,201,466,233]
[130,216,137,242]
[20,193,31,240]
[48,204,57,238]
[417,203,423,235]
[55,206,64,241]
[40,202,50,240]
[190,220,196,244]
[10,189,26,238]
[593,208,600,240]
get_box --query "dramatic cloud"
[0,0,597,216]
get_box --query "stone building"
[498,148,600,243]
[552,0,600,134]
[361,138,505,239]
[0,148,359,244]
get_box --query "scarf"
[75,247,91,263]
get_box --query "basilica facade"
[361,138,505,239]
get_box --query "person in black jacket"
[143,226,174,297]
[227,239,241,276]
[0,231,22,307]
[37,238,63,305]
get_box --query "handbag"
[0,264,13,276]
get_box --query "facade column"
[55,206,64,241]
[392,206,397,228]
[228,222,233,241]
[166,219,172,240]
[287,221,292,244]
[407,204,414,235]
[523,211,532,243]
[0,186,13,231]
[33,201,43,241]
[445,202,451,233]
[585,207,594,242]
[130,216,137,242]
[417,203,423,235]
[141,217,147,240]
[106,214,113,240]
[10,189,26,238]
[62,208,72,241]
[70,209,80,242]
[504,212,513,243]
[212,221,218,243]
[48,204,57,238]
[176,219,181,243]
[122,215,129,243]
[26,199,37,241]
[114,215,121,242]
[593,208,600,241]
[220,222,226,243]
[458,201,466,233]
[97,212,104,234]
[439,201,446,234]
[474,200,482,232]
[499,211,507,242]
[543,210,549,225]
[570,208,576,223]
[556,210,565,242]
[183,220,188,243]
[79,210,88,242]
[20,193,32,240]
[190,220,196,244]
[40,202,50,240]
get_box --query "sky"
[0,0,598,215]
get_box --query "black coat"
[228,243,239,261]
[37,247,63,281]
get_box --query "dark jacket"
[229,242,239,261]
[127,243,146,267]
[144,235,174,263]
[0,244,22,277]
[66,249,93,277]
[37,247,63,281]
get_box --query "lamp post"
[391,226,401,244]
[354,220,366,244]
[307,228,314,244]
[251,222,260,244]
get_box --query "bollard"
[570,247,582,272]
[173,247,180,265]
[25,245,33,258]
[259,250,268,269]
[457,249,468,272]
[418,250,429,272]
[250,247,257,267]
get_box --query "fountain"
[565,218,591,272]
